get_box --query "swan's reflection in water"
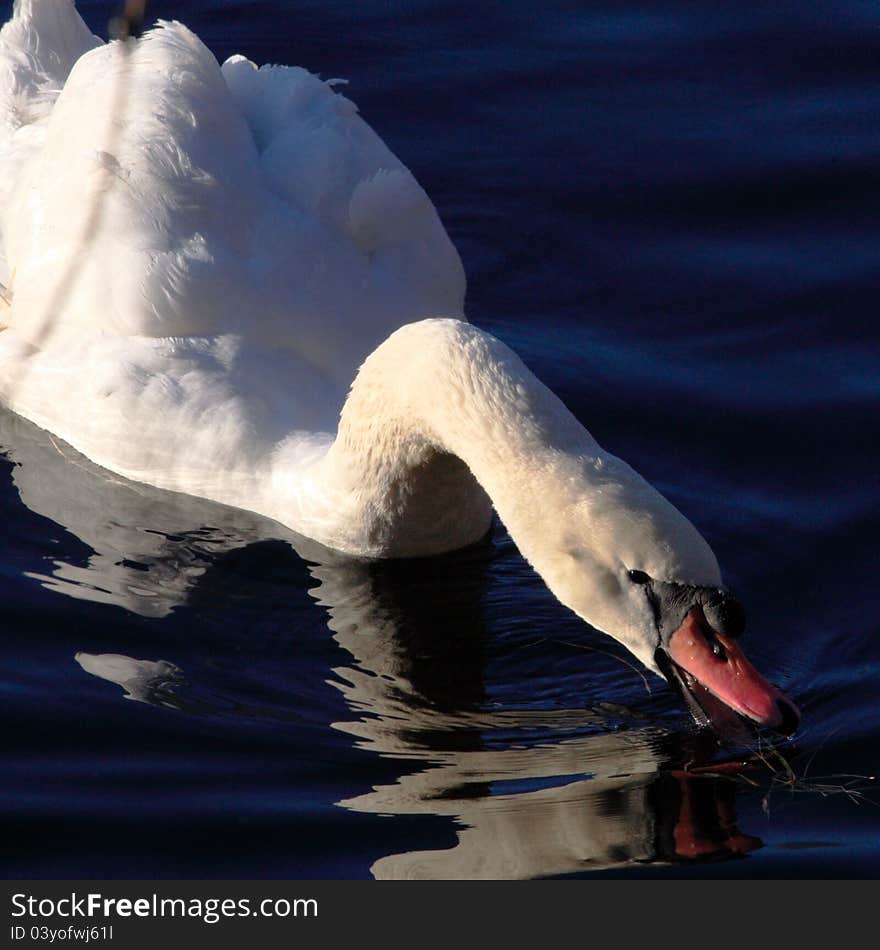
[2,407,762,878]
[312,555,762,876]
[74,653,185,707]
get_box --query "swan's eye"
[627,569,651,585]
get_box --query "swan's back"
[0,1,467,526]
[0,3,465,389]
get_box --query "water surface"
[2,0,879,878]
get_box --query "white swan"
[0,0,798,732]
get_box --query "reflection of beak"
[656,769,763,862]
[656,606,800,736]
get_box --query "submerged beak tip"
[769,695,801,736]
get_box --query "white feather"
[0,1,721,676]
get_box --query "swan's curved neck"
[307,319,600,558]
[297,316,718,656]
[297,317,721,671]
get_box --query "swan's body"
[0,1,798,731]
[0,3,466,545]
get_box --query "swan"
[0,0,799,733]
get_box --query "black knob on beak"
[701,591,746,639]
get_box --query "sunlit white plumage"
[0,0,724,678]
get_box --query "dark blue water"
[2,0,879,879]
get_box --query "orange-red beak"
[663,606,800,735]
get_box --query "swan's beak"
[657,605,800,737]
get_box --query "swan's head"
[531,452,800,737]
[625,573,799,737]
